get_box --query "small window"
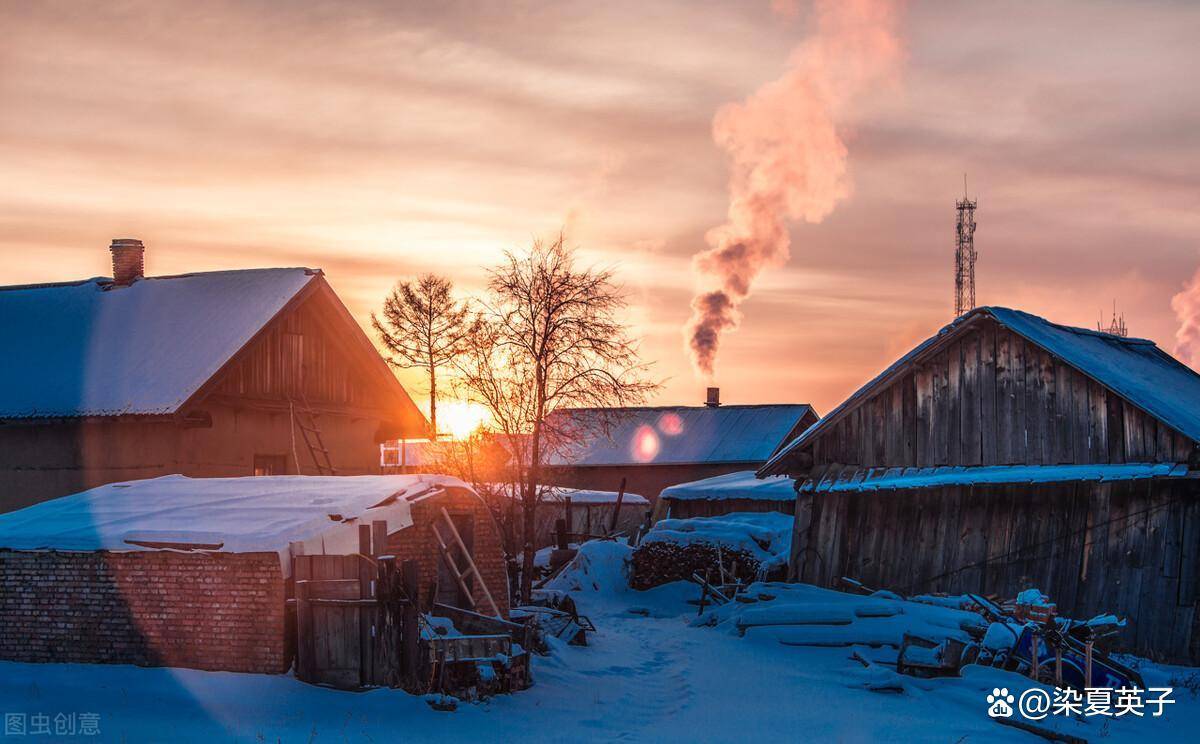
[253,454,289,476]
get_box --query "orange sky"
[3,1,1199,416]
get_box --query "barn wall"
[0,401,386,513]
[384,488,510,617]
[792,478,1200,663]
[543,463,760,504]
[809,319,1194,469]
[0,550,286,673]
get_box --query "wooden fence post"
[295,580,312,682]
[610,477,627,534]
[358,525,373,687]
[401,559,421,690]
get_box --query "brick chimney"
[109,238,145,285]
[705,387,720,407]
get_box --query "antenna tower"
[1098,301,1128,337]
[954,176,978,317]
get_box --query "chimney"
[705,387,720,407]
[109,238,145,285]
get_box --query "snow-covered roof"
[546,404,816,467]
[0,268,316,418]
[0,474,471,568]
[763,306,1200,475]
[489,483,650,505]
[797,463,1187,493]
[660,470,796,502]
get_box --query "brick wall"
[386,487,510,617]
[0,550,287,673]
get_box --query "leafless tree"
[455,233,658,602]
[371,273,474,438]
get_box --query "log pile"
[630,540,760,590]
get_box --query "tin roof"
[546,404,816,467]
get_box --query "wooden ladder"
[290,393,336,476]
[431,507,500,617]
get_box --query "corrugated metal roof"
[0,268,316,418]
[761,306,1200,475]
[545,404,815,467]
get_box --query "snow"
[0,474,468,572]
[800,462,1187,492]
[764,306,1200,475]
[539,486,650,505]
[0,268,316,418]
[1,537,1198,741]
[660,470,795,502]
[641,512,793,570]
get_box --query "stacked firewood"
[630,540,760,590]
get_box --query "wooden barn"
[0,238,428,513]
[543,391,817,504]
[657,470,796,520]
[0,474,509,683]
[760,306,1200,663]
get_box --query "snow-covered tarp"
[660,470,795,502]
[642,512,793,570]
[0,474,470,572]
[799,462,1187,493]
[0,268,315,418]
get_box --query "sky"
[2,0,1199,417]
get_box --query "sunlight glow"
[435,400,491,440]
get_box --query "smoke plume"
[1171,268,1200,368]
[685,0,903,378]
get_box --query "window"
[253,454,289,476]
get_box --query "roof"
[489,483,650,505]
[0,474,471,570]
[762,306,1200,475]
[545,404,817,467]
[0,268,316,418]
[660,470,796,502]
[798,463,1188,493]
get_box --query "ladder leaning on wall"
[288,392,336,476]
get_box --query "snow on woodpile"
[631,512,792,589]
[698,582,985,651]
[0,474,469,571]
[660,470,795,501]
[0,268,315,418]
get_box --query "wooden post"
[564,496,573,541]
[401,559,420,690]
[555,519,568,550]
[610,477,627,534]
[372,520,388,558]
[295,580,312,682]
[358,525,373,686]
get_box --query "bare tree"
[455,233,658,602]
[371,273,473,438]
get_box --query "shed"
[0,238,428,513]
[657,471,796,520]
[542,393,817,504]
[760,306,1200,662]
[0,474,508,674]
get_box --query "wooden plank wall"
[214,295,377,407]
[796,479,1200,663]
[809,320,1194,468]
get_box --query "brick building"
[0,474,506,674]
[542,391,818,504]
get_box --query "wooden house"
[543,392,817,504]
[0,238,428,513]
[760,306,1200,662]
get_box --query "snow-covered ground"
[2,540,1197,742]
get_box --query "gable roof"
[761,306,1200,476]
[0,268,423,430]
[545,404,817,467]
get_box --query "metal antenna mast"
[954,175,978,317]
